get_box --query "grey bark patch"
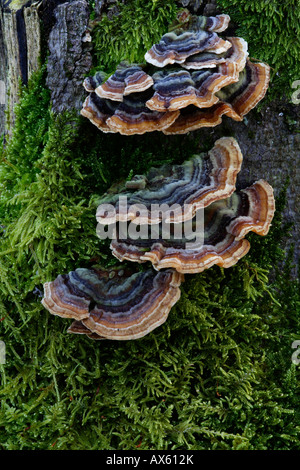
[46,0,92,114]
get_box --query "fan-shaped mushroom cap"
[83,71,106,92]
[105,92,180,135]
[42,267,183,340]
[172,10,230,34]
[145,28,232,68]
[110,180,275,274]
[216,59,271,118]
[96,137,243,225]
[197,14,231,33]
[81,90,179,135]
[94,62,154,102]
[182,37,248,71]
[80,93,118,133]
[145,62,239,112]
[163,60,270,134]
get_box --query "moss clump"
[0,66,51,211]
[217,0,300,101]
[91,0,178,73]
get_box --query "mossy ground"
[0,0,299,450]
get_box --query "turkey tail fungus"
[110,180,275,274]
[96,137,243,225]
[81,12,270,135]
[42,267,183,340]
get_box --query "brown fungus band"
[81,12,269,135]
[96,137,243,225]
[42,267,183,340]
[110,180,275,274]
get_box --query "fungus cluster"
[96,137,243,225]
[42,11,275,341]
[110,178,275,274]
[42,138,275,340]
[81,10,270,135]
[42,267,183,340]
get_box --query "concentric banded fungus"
[105,91,180,135]
[182,37,248,71]
[191,14,231,33]
[110,180,275,274]
[171,10,230,34]
[83,71,106,93]
[81,90,179,135]
[216,60,271,119]
[96,137,242,225]
[81,12,270,135]
[146,63,239,112]
[94,62,154,102]
[163,60,270,134]
[145,28,232,68]
[80,93,118,133]
[42,267,183,340]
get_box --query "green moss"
[0,2,299,451]
[91,0,178,73]
[0,66,51,215]
[217,0,300,102]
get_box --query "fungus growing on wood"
[80,93,118,133]
[144,28,232,68]
[163,60,270,134]
[81,89,179,135]
[42,267,183,340]
[109,180,275,274]
[96,137,243,225]
[81,12,269,135]
[193,13,231,33]
[145,63,239,112]
[94,62,154,102]
[182,37,248,71]
[215,60,271,119]
[171,9,230,34]
[83,71,106,93]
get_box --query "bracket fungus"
[93,62,154,102]
[145,63,240,112]
[81,12,269,135]
[81,89,180,135]
[170,11,231,34]
[163,60,270,134]
[109,180,275,274]
[42,11,276,342]
[144,27,232,68]
[42,266,183,340]
[96,137,243,225]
